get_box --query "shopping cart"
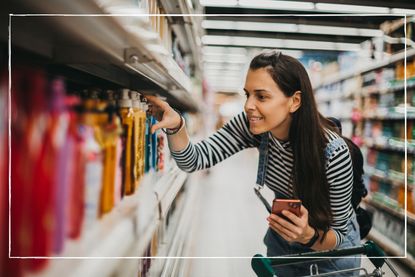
[251,240,399,277]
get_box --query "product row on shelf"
[1,1,206,276]
[7,0,202,112]
[315,49,415,268]
[1,67,193,277]
[364,203,415,269]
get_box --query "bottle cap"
[118,89,132,108]
[131,91,141,109]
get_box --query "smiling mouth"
[248,116,264,122]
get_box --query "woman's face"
[243,68,294,140]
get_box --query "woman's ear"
[290,91,302,113]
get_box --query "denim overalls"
[256,133,361,276]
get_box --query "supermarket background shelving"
[2,0,415,277]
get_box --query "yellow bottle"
[131,91,144,190]
[139,99,148,178]
[85,90,115,216]
[99,90,122,215]
[118,89,134,196]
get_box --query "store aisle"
[184,146,413,277]
[186,147,272,277]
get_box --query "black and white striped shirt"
[171,112,354,247]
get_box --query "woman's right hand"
[145,95,182,134]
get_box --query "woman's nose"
[244,97,256,111]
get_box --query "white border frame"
[8,13,409,261]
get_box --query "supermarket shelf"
[315,48,415,89]
[147,174,197,276]
[26,167,187,277]
[160,185,195,276]
[364,198,415,226]
[11,0,198,112]
[364,166,414,188]
[367,228,415,270]
[361,78,415,97]
[26,187,142,277]
[135,168,188,257]
[362,105,415,120]
[365,139,415,155]
[154,168,188,219]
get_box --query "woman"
[146,51,361,276]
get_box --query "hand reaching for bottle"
[145,95,182,134]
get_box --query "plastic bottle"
[82,126,103,231]
[108,91,123,205]
[151,116,158,170]
[131,91,144,190]
[118,89,134,196]
[139,100,147,179]
[99,90,122,215]
[143,99,151,173]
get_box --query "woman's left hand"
[267,205,315,244]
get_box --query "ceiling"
[199,0,415,92]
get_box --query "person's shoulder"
[323,129,348,159]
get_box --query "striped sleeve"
[325,136,354,247]
[170,112,256,173]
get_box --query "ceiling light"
[204,70,244,77]
[238,0,314,11]
[298,25,382,37]
[206,77,242,84]
[199,0,237,7]
[391,8,415,15]
[203,46,248,56]
[202,20,383,37]
[199,0,315,10]
[204,64,243,71]
[203,57,248,64]
[203,52,248,60]
[202,20,298,33]
[315,3,390,14]
[202,35,361,52]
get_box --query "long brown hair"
[250,51,334,239]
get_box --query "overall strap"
[324,137,344,159]
[256,132,270,187]
[254,132,272,213]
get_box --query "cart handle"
[251,241,386,276]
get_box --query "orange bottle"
[118,89,134,196]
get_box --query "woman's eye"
[244,92,249,98]
[257,95,266,100]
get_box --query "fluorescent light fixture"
[200,0,314,10]
[202,35,361,51]
[202,20,383,37]
[391,8,415,15]
[315,3,390,14]
[204,64,243,71]
[199,0,237,7]
[204,70,243,77]
[203,46,248,55]
[238,0,314,11]
[203,58,248,64]
[202,20,298,33]
[206,78,242,84]
[203,52,248,61]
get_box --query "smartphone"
[272,199,301,219]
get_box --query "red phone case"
[272,199,301,217]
